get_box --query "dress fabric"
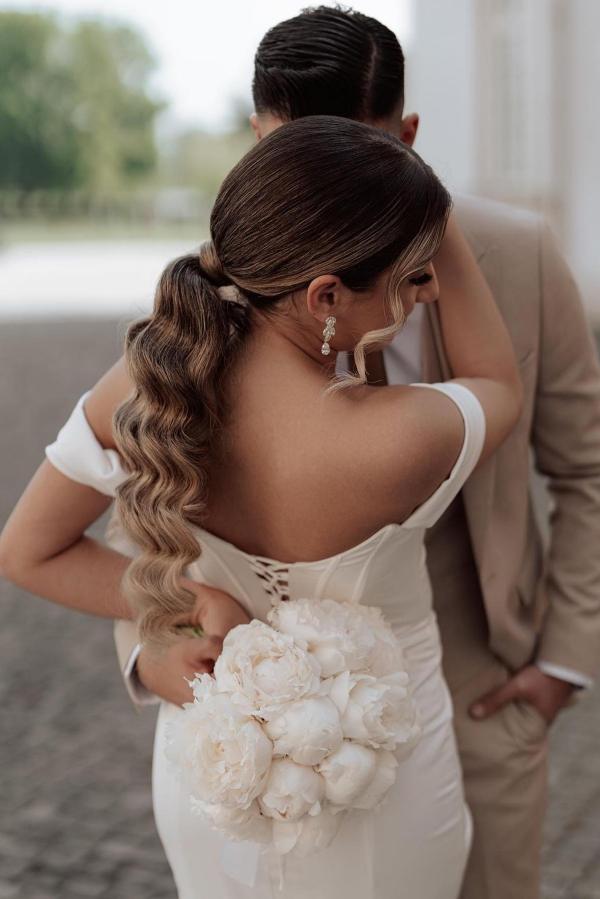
[45,381,485,899]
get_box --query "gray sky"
[4,0,413,131]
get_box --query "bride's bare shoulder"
[83,356,133,450]
[333,383,466,500]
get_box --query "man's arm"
[468,220,600,724]
[533,222,600,680]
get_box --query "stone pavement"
[0,319,177,899]
[0,582,176,899]
[1,319,599,898]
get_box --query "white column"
[473,0,556,206]
[561,0,600,320]
[405,0,477,193]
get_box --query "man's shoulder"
[453,193,541,259]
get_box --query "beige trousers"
[451,663,549,899]
[428,499,549,899]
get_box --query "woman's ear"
[305,275,345,324]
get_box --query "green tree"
[0,13,83,190]
[68,19,163,191]
[0,12,163,192]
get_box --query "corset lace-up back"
[248,557,291,604]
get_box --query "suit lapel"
[422,304,496,578]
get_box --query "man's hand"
[138,583,252,706]
[469,664,576,725]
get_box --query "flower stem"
[176,625,206,638]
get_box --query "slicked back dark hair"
[252,5,405,122]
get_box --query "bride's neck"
[240,311,338,383]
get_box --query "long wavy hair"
[113,116,451,645]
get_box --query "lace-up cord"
[249,557,290,603]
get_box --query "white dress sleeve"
[45,391,129,498]
[400,381,486,530]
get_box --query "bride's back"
[205,332,459,564]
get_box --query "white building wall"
[404,0,477,193]
[561,0,600,314]
[406,0,600,320]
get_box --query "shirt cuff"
[536,660,594,690]
[124,642,160,706]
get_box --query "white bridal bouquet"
[166,597,422,858]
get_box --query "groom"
[113,7,600,899]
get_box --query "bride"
[0,116,522,898]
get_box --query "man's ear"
[399,113,419,147]
[249,112,262,142]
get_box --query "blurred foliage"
[0,11,163,193]
[0,10,255,240]
[161,127,254,197]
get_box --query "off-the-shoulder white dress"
[46,381,485,899]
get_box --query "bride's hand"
[136,582,252,706]
[136,635,222,706]
[180,579,253,643]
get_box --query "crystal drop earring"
[321,315,336,356]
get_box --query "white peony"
[263,695,343,765]
[168,598,423,859]
[166,674,273,808]
[328,670,421,750]
[267,598,372,677]
[316,740,378,805]
[272,805,345,857]
[213,619,322,721]
[191,797,273,843]
[268,597,407,679]
[258,758,325,822]
[350,750,399,810]
[362,614,410,677]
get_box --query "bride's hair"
[113,115,451,644]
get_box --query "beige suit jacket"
[113,195,600,699]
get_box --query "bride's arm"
[432,212,523,462]
[0,358,134,617]
[0,458,134,618]
[0,459,237,703]
[0,359,248,630]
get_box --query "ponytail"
[113,246,250,646]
